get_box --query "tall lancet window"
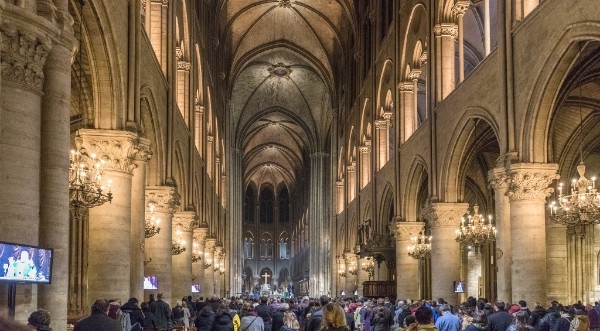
[243,236,254,259]
[244,187,255,223]
[279,187,289,223]
[260,233,273,259]
[259,188,274,223]
[279,233,289,260]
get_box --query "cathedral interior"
[1,0,600,329]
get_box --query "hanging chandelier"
[192,242,202,262]
[171,231,186,255]
[548,43,600,227]
[407,229,432,260]
[455,205,496,252]
[69,146,112,218]
[144,203,161,238]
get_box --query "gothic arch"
[523,25,600,163]
[173,141,187,209]
[140,87,165,186]
[379,183,395,226]
[376,60,394,109]
[439,108,500,202]
[400,3,428,80]
[403,155,429,222]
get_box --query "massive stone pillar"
[213,244,223,296]
[398,81,416,142]
[37,29,76,330]
[308,153,330,297]
[130,139,151,301]
[192,225,208,295]
[489,168,511,302]
[172,211,196,304]
[81,130,139,304]
[506,163,558,304]
[228,147,243,295]
[202,238,216,297]
[421,203,468,306]
[359,143,371,189]
[144,186,180,303]
[344,252,358,295]
[395,222,424,300]
[434,23,456,103]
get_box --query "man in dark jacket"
[73,299,122,331]
[256,297,274,331]
[272,302,290,331]
[487,301,513,331]
[150,293,172,331]
[196,306,216,331]
[306,296,331,331]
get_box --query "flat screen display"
[144,276,158,290]
[454,280,465,293]
[0,241,52,284]
[191,284,200,293]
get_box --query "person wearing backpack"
[121,298,145,331]
[173,301,185,326]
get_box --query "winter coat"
[240,315,265,331]
[212,311,234,331]
[196,308,217,331]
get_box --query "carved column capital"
[420,203,469,228]
[177,61,191,71]
[173,211,198,232]
[0,27,52,91]
[506,163,559,202]
[347,164,355,172]
[394,221,426,241]
[207,135,214,143]
[375,120,387,129]
[205,238,217,252]
[194,226,209,243]
[408,70,422,81]
[452,1,470,17]
[358,145,370,154]
[488,167,509,191]
[132,137,152,163]
[433,23,457,38]
[145,186,181,214]
[76,129,147,174]
[195,105,205,114]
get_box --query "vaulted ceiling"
[219,0,356,193]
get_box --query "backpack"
[118,310,141,331]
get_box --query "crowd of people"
[2,295,600,331]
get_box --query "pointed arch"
[403,155,429,222]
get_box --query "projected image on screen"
[0,241,52,284]
[191,284,200,293]
[144,276,158,290]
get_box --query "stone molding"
[77,129,148,174]
[359,145,370,154]
[347,164,355,172]
[408,70,422,81]
[195,105,204,114]
[433,23,457,38]
[145,186,181,214]
[0,27,51,90]
[398,82,414,92]
[505,163,559,202]
[177,61,191,71]
[173,211,198,232]
[420,202,469,228]
[310,152,329,159]
[394,221,425,241]
[207,135,214,143]
[382,112,393,121]
[132,137,152,163]
[375,119,387,129]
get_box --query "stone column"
[130,138,151,301]
[488,167,511,302]
[398,81,415,142]
[347,163,356,202]
[483,0,491,55]
[228,148,243,295]
[39,31,76,330]
[344,252,358,295]
[203,238,216,297]
[434,23,457,103]
[144,186,180,303]
[421,203,468,306]
[175,47,191,125]
[453,2,470,83]
[192,226,208,293]
[207,136,214,180]
[375,120,387,170]
[172,211,196,304]
[394,222,424,300]
[148,0,169,74]
[80,130,139,304]
[213,244,223,296]
[359,143,371,189]
[506,163,558,304]
[336,181,345,215]
[308,153,330,297]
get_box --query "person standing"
[434,305,461,331]
[319,303,350,331]
[27,309,53,331]
[487,301,513,331]
[73,299,122,331]
[240,303,265,331]
[150,293,172,331]
[183,301,191,331]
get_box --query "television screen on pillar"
[191,284,200,293]
[144,276,158,290]
[0,241,53,284]
[453,280,465,293]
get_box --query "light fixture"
[338,264,346,278]
[348,260,358,276]
[69,0,113,220]
[407,229,432,260]
[144,203,161,238]
[455,205,496,253]
[171,230,186,255]
[548,42,600,227]
[204,253,213,269]
[361,257,375,280]
[192,242,202,262]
